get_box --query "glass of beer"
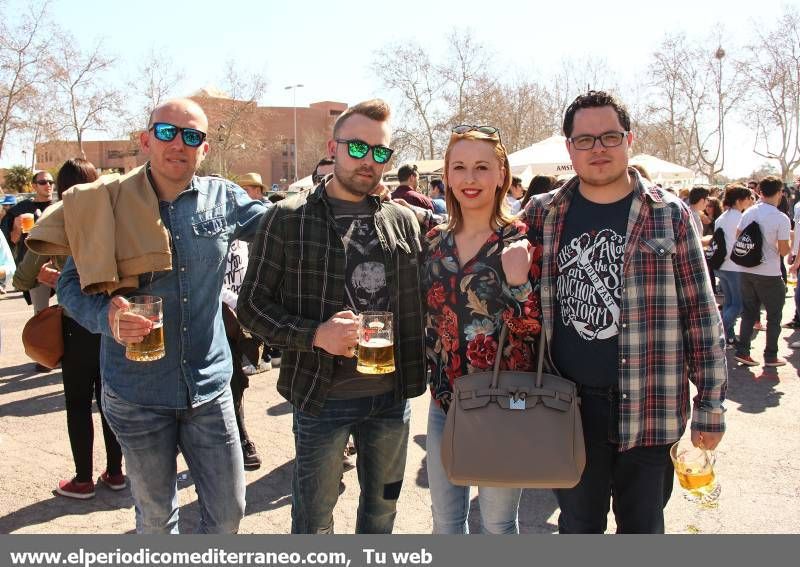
[19,213,35,233]
[356,311,395,375]
[670,438,720,505]
[124,296,165,362]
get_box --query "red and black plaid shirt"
[524,171,727,451]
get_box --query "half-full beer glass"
[670,438,720,504]
[19,213,34,233]
[124,296,165,362]
[356,311,395,375]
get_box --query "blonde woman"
[423,126,542,533]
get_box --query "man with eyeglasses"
[1,170,56,331]
[56,98,270,533]
[238,99,426,533]
[524,90,727,533]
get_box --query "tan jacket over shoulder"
[26,164,172,295]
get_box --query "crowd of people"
[3,85,796,535]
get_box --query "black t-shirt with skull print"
[552,189,633,388]
[325,196,395,399]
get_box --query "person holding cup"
[422,125,542,534]
[0,170,55,320]
[56,99,270,533]
[238,99,427,533]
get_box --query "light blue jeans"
[716,269,742,341]
[426,398,522,534]
[291,392,410,534]
[102,385,246,534]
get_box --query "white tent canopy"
[629,154,696,188]
[507,136,574,185]
[508,137,697,189]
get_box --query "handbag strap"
[490,324,546,389]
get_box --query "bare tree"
[647,30,745,182]
[371,42,446,160]
[740,8,800,182]
[48,34,120,156]
[118,48,184,136]
[440,31,497,126]
[0,0,52,159]
[197,61,267,177]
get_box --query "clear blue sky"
[2,0,792,176]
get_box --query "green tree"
[3,164,32,193]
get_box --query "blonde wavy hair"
[443,128,514,232]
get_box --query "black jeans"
[554,389,673,534]
[61,315,123,482]
[227,335,250,443]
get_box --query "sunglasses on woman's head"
[150,122,207,147]
[452,125,501,137]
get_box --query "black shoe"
[782,320,800,329]
[242,440,262,470]
[34,363,52,373]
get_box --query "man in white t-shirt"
[734,176,791,367]
[714,185,755,347]
[784,198,800,330]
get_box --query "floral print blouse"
[423,219,543,406]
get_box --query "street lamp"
[21,150,28,169]
[284,83,304,182]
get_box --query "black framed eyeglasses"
[34,179,55,185]
[568,131,629,151]
[150,122,207,147]
[335,139,394,164]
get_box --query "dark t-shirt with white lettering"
[326,195,395,399]
[552,189,633,387]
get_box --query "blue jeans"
[426,398,521,534]
[554,393,673,534]
[291,392,410,533]
[716,269,742,340]
[102,386,245,534]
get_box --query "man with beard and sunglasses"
[238,99,426,533]
[56,98,270,533]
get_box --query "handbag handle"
[490,324,546,389]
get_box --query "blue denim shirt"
[57,170,270,409]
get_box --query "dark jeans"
[736,273,785,359]
[554,390,673,534]
[291,392,410,534]
[227,335,250,443]
[61,315,123,482]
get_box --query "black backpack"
[705,227,727,270]
[730,221,763,268]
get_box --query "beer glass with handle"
[119,296,166,362]
[670,438,721,505]
[356,311,395,374]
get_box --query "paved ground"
[1,289,798,534]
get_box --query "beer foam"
[358,337,392,348]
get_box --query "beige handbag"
[440,325,586,488]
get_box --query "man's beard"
[577,165,628,189]
[336,164,379,197]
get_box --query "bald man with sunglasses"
[57,98,271,533]
[238,98,426,534]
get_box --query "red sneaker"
[56,478,95,499]
[734,354,759,367]
[98,471,126,491]
[763,357,787,367]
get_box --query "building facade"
[35,93,347,188]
